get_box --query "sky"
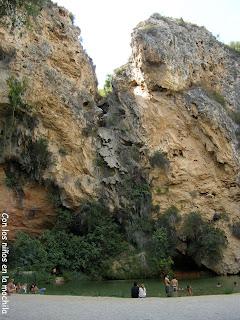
[56,0,240,87]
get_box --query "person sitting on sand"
[16,283,22,293]
[186,284,192,296]
[30,283,38,294]
[138,283,146,298]
[131,281,139,298]
[7,279,16,295]
[21,283,28,294]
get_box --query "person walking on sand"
[138,283,147,298]
[164,274,171,297]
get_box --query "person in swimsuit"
[171,277,179,296]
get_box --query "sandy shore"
[3,294,240,320]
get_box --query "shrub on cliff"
[1,77,36,154]
[149,150,169,169]
[0,0,50,21]
[182,212,227,265]
[20,138,53,181]
[231,221,240,239]
[0,0,51,28]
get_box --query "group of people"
[131,275,193,298]
[164,274,192,297]
[6,279,45,295]
[131,282,147,298]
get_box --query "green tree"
[229,41,240,52]
[10,232,47,269]
[98,74,113,97]
[183,212,227,265]
[10,201,127,278]
[155,206,181,257]
[149,227,173,275]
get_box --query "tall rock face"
[106,14,240,274]
[0,3,100,235]
[0,7,239,274]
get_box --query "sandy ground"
[2,294,240,320]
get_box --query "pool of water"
[36,275,240,297]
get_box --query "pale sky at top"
[55,0,239,87]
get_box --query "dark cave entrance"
[173,252,215,276]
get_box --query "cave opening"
[173,252,215,276]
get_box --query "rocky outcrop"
[107,14,240,274]
[0,7,239,274]
[0,3,100,212]
[0,165,55,239]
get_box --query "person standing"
[164,275,171,297]
[131,281,139,298]
[7,279,16,295]
[171,276,179,296]
[187,284,193,296]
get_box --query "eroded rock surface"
[101,15,240,274]
[0,4,100,211]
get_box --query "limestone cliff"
[107,14,240,274]
[0,3,100,215]
[0,6,239,274]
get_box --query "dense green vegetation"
[98,74,113,97]
[10,201,228,279]
[228,41,240,52]
[182,212,227,265]
[10,202,128,278]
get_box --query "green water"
[15,274,240,297]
